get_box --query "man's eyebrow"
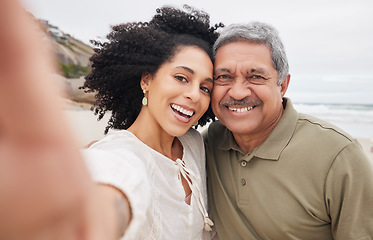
[249,68,269,75]
[175,66,194,74]
[214,68,230,74]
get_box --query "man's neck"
[233,131,270,155]
[233,108,285,154]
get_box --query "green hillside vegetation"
[56,38,93,78]
[40,19,94,79]
[59,62,91,78]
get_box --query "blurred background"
[21,0,373,149]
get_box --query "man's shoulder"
[297,113,354,143]
[283,99,355,146]
[203,121,227,140]
[209,120,227,131]
[294,113,360,160]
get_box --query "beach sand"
[64,101,373,160]
[63,100,109,147]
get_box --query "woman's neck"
[127,110,183,161]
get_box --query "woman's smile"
[171,103,195,122]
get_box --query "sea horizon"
[292,102,373,139]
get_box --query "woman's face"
[143,46,213,137]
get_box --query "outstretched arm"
[0,0,92,238]
[0,1,131,239]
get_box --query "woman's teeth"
[171,104,194,118]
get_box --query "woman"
[0,1,222,239]
[81,5,222,240]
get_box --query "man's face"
[212,41,289,137]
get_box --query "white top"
[82,128,212,240]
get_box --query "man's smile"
[227,105,255,113]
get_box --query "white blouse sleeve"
[82,149,151,239]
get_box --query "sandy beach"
[64,101,373,161]
[63,100,110,147]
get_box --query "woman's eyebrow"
[174,66,194,74]
[174,66,213,82]
[205,78,213,83]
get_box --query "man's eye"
[252,75,264,79]
[215,75,230,80]
[248,75,267,84]
[214,75,232,85]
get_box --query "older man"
[204,22,373,240]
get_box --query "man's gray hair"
[213,22,289,85]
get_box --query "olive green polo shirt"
[204,98,373,240]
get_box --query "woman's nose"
[185,84,201,102]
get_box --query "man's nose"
[228,80,252,100]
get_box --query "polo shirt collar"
[217,98,299,160]
[254,98,298,160]
[218,126,241,152]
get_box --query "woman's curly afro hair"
[81,5,223,133]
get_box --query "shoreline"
[63,100,373,160]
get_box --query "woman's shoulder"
[179,128,204,153]
[179,128,205,168]
[180,128,203,144]
[89,129,139,150]
[82,131,150,189]
[85,129,152,165]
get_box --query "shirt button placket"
[241,178,246,186]
[240,160,247,187]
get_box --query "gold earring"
[142,89,147,106]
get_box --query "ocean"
[292,103,373,139]
[287,74,373,139]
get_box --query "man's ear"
[280,74,290,97]
[140,72,152,91]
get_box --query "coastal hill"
[38,19,96,104]
[40,19,94,69]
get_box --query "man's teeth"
[171,104,194,117]
[228,106,254,113]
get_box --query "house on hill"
[40,19,69,42]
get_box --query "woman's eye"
[200,86,211,94]
[175,76,187,82]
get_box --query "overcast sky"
[21,0,373,104]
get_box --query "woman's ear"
[140,72,152,91]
